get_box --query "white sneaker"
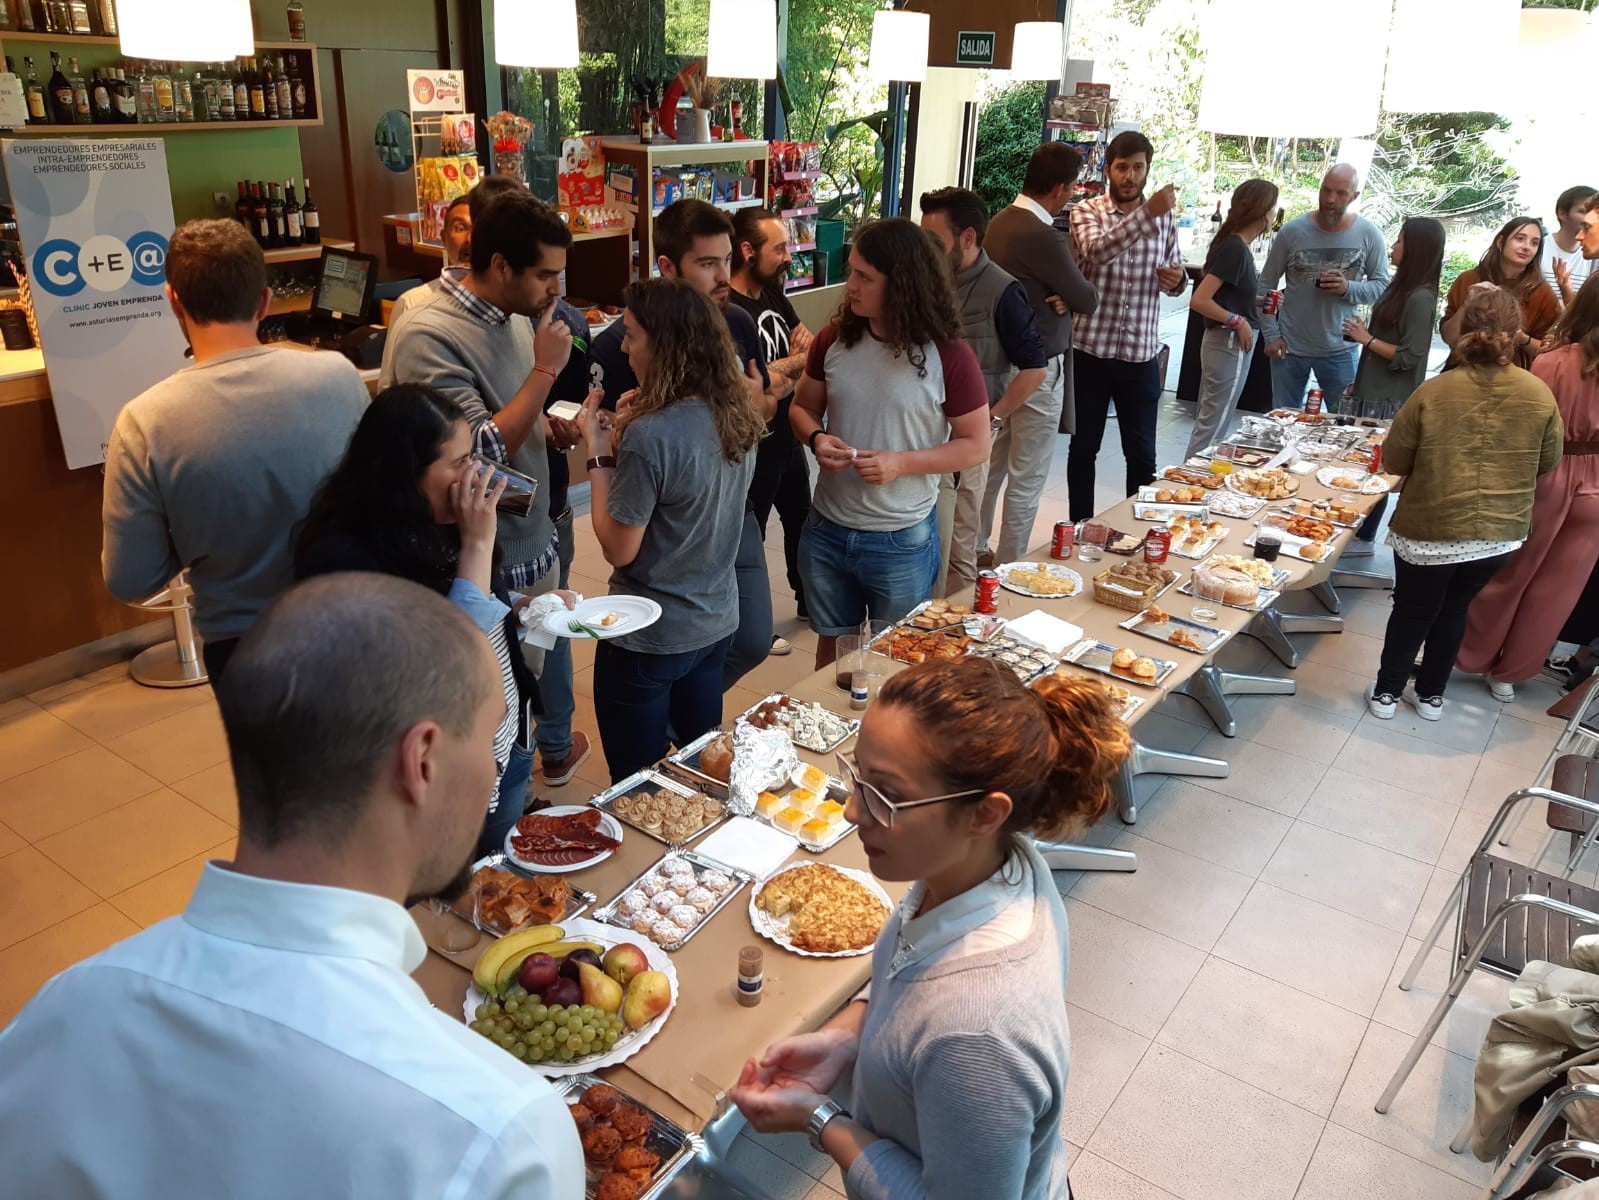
[1367,688,1397,719]
[1402,685,1443,721]
[769,635,792,656]
[1487,678,1515,702]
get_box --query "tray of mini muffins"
[590,849,753,952]
[562,1076,704,1200]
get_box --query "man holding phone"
[1257,163,1390,409]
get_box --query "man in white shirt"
[1548,184,1597,307]
[0,573,585,1199]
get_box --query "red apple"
[602,943,650,987]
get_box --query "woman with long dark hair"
[731,657,1130,1199]
[1441,216,1559,368]
[1367,288,1562,723]
[295,384,573,855]
[1459,274,1599,699]
[1344,217,1446,420]
[788,218,991,670]
[1184,178,1279,458]
[576,277,766,782]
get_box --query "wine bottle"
[288,54,307,119]
[235,180,252,227]
[299,177,320,244]
[68,57,90,124]
[231,58,248,121]
[261,56,279,120]
[252,182,272,248]
[248,58,266,120]
[111,68,137,124]
[90,69,114,123]
[283,180,302,246]
[267,182,286,245]
[47,52,73,125]
[23,57,46,125]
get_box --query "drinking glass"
[834,634,863,691]
[1076,522,1106,564]
[429,891,481,953]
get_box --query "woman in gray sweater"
[731,658,1130,1199]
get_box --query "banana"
[493,940,606,995]
[471,924,565,995]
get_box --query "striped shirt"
[1069,195,1185,364]
[448,578,519,768]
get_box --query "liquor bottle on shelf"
[231,58,248,121]
[252,182,272,248]
[283,179,303,246]
[299,177,319,244]
[41,1,69,33]
[91,0,116,35]
[247,58,266,120]
[134,61,156,124]
[152,61,175,122]
[23,57,46,126]
[214,63,233,120]
[1,56,20,126]
[110,68,136,123]
[67,57,89,124]
[90,69,113,123]
[14,0,34,31]
[273,55,291,120]
[267,182,286,245]
[235,180,251,227]
[66,0,91,32]
[288,54,307,119]
[261,56,279,121]
[175,67,194,122]
[47,53,73,125]
[286,0,305,42]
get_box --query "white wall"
[911,67,982,198]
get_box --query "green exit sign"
[956,30,996,66]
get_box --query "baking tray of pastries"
[560,1076,704,1200]
[1118,603,1230,655]
[1163,514,1231,559]
[591,848,753,952]
[1063,638,1178,688]
[1133,501,1209,523]
[446,855,597,937]
[1281,497,1366,528]
[894,597,974,632]
[589,770,729,847]
[1040,668,1148,723]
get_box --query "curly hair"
[1454,286,1523,368]
[614,278,764,462]
[834,217,960,378]
[876,657,1132,844]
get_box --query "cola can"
[1305,388,1325,415]
[975,570,1001,615]
[1144,528,1171,565]
[1369,441,1383,474]
[1262,289,1283,315]
[1051,521,1075,559]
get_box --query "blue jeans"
[1269,347,1358,410]
[477,742,533,858]
[594,634,734,783]
[723,509,773,691]
[798,508,940,637]
[534,508,576,761]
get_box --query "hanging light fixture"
[1198,0,1388,137]
[119,0,252,60]
[495,0,580,70]
[1383,0,1518,113]
[868,9,929,83]
[1009,21,1066,82]
[707,0,777,79]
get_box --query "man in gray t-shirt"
[1259,164,1389,409]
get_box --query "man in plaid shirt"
[1067,131,1187,521]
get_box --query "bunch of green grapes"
[469,985,627,1063]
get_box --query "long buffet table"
[411,421,1393,1142]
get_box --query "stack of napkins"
[1002,610,1085,656]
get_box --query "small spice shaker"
[737,944,764,1006]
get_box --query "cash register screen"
[312,249,376,322]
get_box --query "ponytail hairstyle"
[875,657,1132,847]
[1454,286,1522,368]
[1214,178,1279,249]
[1558,272,1599,379]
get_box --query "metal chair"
[1376,787,1599,1116]
[125,571,208,689]
[1485,1084,1599,1199]
[1497,682,1599,852]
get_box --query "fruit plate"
[555,1074,705,1200]
[445,854,597,938]
[1316,465,1391,495]
[590,848,754,952]
[506,806,624,874]
[462,917,679,1079]
[588,769,730,848]
[996,561,1084,598]
[748,862,895,959]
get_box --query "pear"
[620,969,672,1030]
[576,961,624,1014]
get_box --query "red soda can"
[1262,289,1283,315]
[1144,529,1171,565]
[1051,521,1075,559]
[975,570,1001,614]
[1369,441,1383,474]
[1305,388,1324,415]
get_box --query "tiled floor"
[0,340,1571,1199]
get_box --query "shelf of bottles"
[235,179,329,254]
[0,35,322,132]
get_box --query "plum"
[542,975,582,1008]
[517,952,560,995]
[559,948,604,981]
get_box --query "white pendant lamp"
[119,0,252,60]
[1383,0,1518,113]
[708,0,777,80]
[868,9,929,83]
[495,0,580,70]
[1009,21,1066,81]
[1198,0,1388,137]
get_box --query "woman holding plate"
[731,656,1130,1200]
[577,277,765,782]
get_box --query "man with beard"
[0,574,585,1198]
[589,199,775,687]
[918,186,1048,594]
[1068,130,1187,520]
[1258,163,1389,409]
[729,205,813,625]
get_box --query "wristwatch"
[807,1098,848,1152]
[585,455,616,472]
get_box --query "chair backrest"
[1464,854,1599,980]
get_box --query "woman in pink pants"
[1459,276,1599,697]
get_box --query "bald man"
[0,574,585,1199]
[1258,163,1390,409]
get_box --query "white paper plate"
[542,595,663,639]
[462,917,678,1078]
[505,806,624,874]
[748,863,893,959]
[995,561,1084,598]
[1315,466,1391,495]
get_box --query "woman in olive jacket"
[1368,286,1563,722]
